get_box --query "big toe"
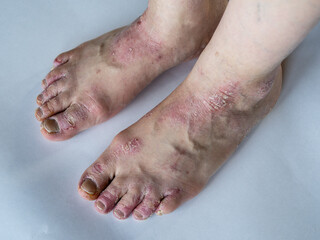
[40,102,94,141]
[78,151,116,200]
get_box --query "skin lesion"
[109,16,163,65]
[93,163,104,174]
[196,81,239,115]
[256,70,277,98]
[153,82,240,139]
[110,137,143,159]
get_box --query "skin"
[77,58,283,220]
[34,0,320,220]
[77,0,320,220]
[35,0,228,141]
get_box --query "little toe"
[53,50,73,68]
[94,179,128,214]
[78,152,117,200]
[156,191,186,216]
[133,191,162,220]
[35,92,71,121]
[113,188,143,220]
[40,102,92,141]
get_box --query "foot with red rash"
[77,53,283,220]
[35,0,228,141]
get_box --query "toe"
[78,152,116,200]
[133,190,162,220]
[53,50,73,68]
[35,92,71,121]
[113,188,143,220]
[44,64,69,88]
[40,102,91,141]
[94,179,128,214]
[37,78,68,105]
[155,190,186,216]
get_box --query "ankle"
[185,62,281,114]
[143,0,228,60]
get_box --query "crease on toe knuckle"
[41,100,56,115]
[42,90,50,100]
[47,68,67,82]
[114,202,131,216]
[50,80,61,89]
[145,198,161,211]
[44,84,58,99]
[63,103,88,129]
[98,192,118,212]
[90,161,105,175]
[102,189,119,204]
[119,192,140,209]
[88,159,115,180]
[136,204,155,217]
[46,69,57,80]
[46,99,58,114]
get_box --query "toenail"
[96,201,105,211]
[156,210,163,216]
[36,108,43,118]
[81,178,97,195]
[41,119,60,133]
[134,211,144,220]
[114,209,125,219]
[37,94,43,103]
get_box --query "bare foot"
[35,0,227,141]
[77,52,282,220]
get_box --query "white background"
[0,0,319,239]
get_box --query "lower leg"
[200,0,320,79]
[76,0,320,220]
[78,0,320,220]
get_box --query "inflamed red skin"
[77,63,282,220]
[35,0,228,141]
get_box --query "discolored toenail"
[134,211,144,220]
[41,119,60,133]
[96,201,105,211]
[37,94,43,103]
[156,210,163,216]
[114,209,125,219]
[36,108,43,118]
[81,178,97,195]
